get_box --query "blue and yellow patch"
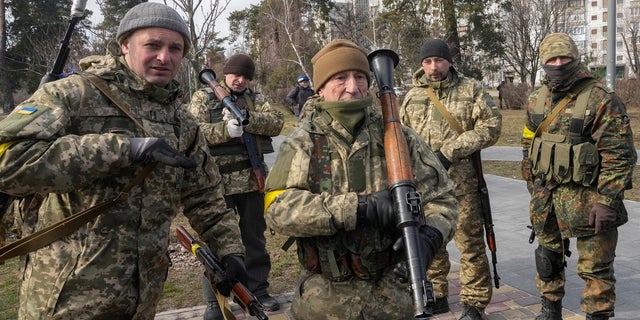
[17,106,37,115]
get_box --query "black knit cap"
[222,54,255,80]
[420,39,453,63]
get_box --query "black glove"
[356,190,396,229]
[589,203,616,234]
[419,225,443,269]
[391,226,442,281]
[129,137,196,169]
[435,151,451,170]
[216,254,248,297]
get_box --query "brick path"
[155,261,586,320]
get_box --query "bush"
[614,79,640,110]
[501,82,532,110]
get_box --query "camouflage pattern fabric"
[539,33,579,64]
[0,53,244,319]
[188,84,283,195]
[521,62,635,317]
[400,67,502,308]
[264,97,458,319]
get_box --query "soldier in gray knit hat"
[0,2,247,319]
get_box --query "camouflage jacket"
[264,96,458,248]
[400,68,502,195]
[0,53,243,319]
[188,84,283,195]
[521,67,636,237]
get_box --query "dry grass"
[1,106,638,318]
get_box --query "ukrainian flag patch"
[17,106,37,115]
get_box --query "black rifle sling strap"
[0,73,156,263]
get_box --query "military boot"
[203,299,223,320]
[585,314,609,320]
[458,304,484,320]
[534,297,562,320]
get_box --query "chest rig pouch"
[529,82,599,187]
[289,131,398,282]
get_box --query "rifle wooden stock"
[369,49,433,319]
[176,226,268,320]
[197,69,266,192]
[470,151,500,288]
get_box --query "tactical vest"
[203,87,274,157]
[292,125,400,282]
[528,82,600,186]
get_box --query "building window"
[618,12,624,18]
[617,55,623,61]
[592,28,598,34]
[603,40,608,48]
[592,0,598,5]
[603,26,608,33]
[603,0,608,6]
[592,42,598,49]
[569,0,585,7]
[603,12,608,22]
[617,41,623,47]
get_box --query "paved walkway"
[157,145,640,320]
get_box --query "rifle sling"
[425,87,484,184]
[0,73,156,263]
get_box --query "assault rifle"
[470,151,500,288]
[176,226,268,320]
[368,49,434,319]
[198,69,266,192]
[39,0,88,87]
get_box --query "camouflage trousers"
[291,269,415,319]
[427,191,492,308]
[534,211,618,317]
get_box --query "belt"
[217,160,253,174]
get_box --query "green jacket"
[521,67,636,237]
[0,53,243,319]
[188,83,283,195]
[264,96,458,249]
[400,68,502,195]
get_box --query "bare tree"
[0,0,14,113]
[620,7,640,78]
[501,0,574,85]
[261,0,313,82]
[165,0,231,94]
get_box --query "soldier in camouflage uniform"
[400,39,502,320]
[0,3,247,319]
[521,33,636,320]
[188,54,284,318]
[263,39,458,320]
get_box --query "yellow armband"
[264,189,285,214]
[0,141,14,158]
[522,126,535,140]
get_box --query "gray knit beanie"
[116,2,191,53]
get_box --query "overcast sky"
[84,0,260,39]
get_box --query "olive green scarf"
[317,95,372,135]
